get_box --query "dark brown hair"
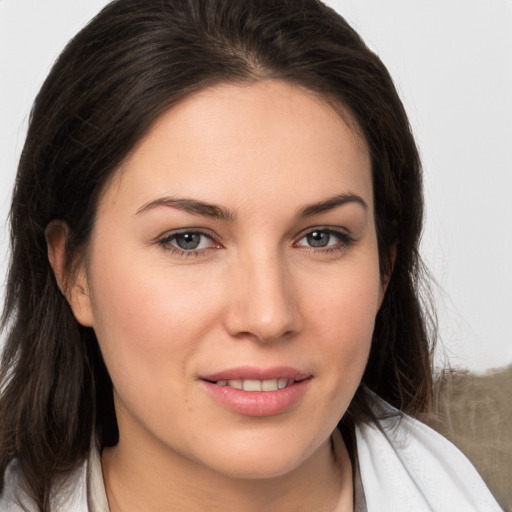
[0,0,435,509]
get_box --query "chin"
[210,452,306,480]
[190,428,326,481]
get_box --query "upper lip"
[200,366,311,382]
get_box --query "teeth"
[215,378,295,391]
[228,379,243,389]
[243,379,262,391]
[261,379,278,391]
[278,378,288,389]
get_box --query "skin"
[48,80,387,511]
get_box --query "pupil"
[307,231,329,248]
[176,233,201,250]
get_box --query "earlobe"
[45,220,94,327]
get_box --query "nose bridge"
[226,245,300,342]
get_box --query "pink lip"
[199,366,311,417]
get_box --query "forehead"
[100,80,372,216]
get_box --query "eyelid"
[294,226,353,242]
[157,226,219,241]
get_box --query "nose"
[224,249,302,343]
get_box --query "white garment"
[0,446,109,512]
[354,391,504,512]
[0,393,504,511]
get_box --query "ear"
[45,220,94,327]
[378,244,397,307]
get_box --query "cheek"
[306,253,381,331]
[86,253,224,394]
[289,262,379,440]
[302,256,381,379]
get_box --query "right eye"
[158,229,221,256]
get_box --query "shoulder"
[0,458,90,512]
[354,390,504,512]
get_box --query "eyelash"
[157,227,355,258]
[294,228,355,254]
[157,229,219,259]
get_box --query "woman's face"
[72,80,384,479]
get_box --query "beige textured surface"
[427,366,512,511]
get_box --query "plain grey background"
[1,0,511,373]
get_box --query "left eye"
[297,229,347,249]
[164,231,214,251]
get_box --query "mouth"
[199,367,311,416]
[206,377,302,392]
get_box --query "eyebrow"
[136,197,235,221]
[296,193,368,218]
[135,192,367,220]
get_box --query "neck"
[102,429,353,512]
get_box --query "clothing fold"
[355,390,504,512]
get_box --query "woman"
[0,0,503,511]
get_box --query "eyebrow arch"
[297,193,368,218]
[136,197,236,221]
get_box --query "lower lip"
[201,379,311,417]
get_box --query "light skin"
[48,80,388,511]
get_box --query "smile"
[200,368,311,416]
[214,378,295,391]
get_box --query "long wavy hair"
[0,0,435,509]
